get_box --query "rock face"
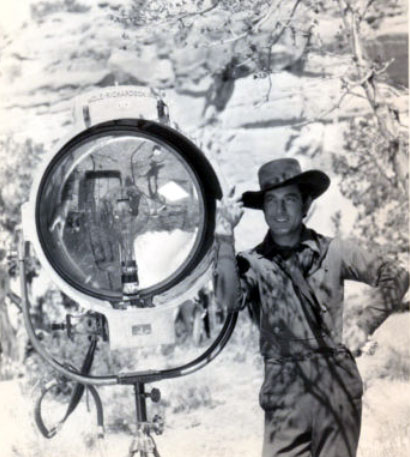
[0,1,407,247]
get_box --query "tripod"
[128,382,163,457]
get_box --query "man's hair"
[297,184,313,217]
[298,184,313,204]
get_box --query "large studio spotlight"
[18,87,237,455]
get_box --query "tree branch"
[112,0,221,28]
[197,0,301,49]
[336,0,408,192]
[292,74,370,128]
[268,0,303,48]
[359,0,377,21]
[177,0,221,22]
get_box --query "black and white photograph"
[0,1,408,456]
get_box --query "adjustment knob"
[148,388,161,403]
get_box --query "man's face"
[263,184,308,242]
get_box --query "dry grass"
[1,313,410,457]
[358,379,410,457]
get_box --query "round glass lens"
[36,130,205,302]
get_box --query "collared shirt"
[214,227,409,358]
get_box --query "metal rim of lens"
[35,119,221,304]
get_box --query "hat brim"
[241,170,330,210]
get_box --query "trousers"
[260,351,363,457]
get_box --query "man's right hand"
[215,187,244,237]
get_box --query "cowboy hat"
[241,158,330,210]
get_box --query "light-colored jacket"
[214,227,409,358]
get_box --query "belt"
[265,345,351,363]
[259,327,352,362]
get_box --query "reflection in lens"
[37,133,205,302]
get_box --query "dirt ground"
[1,314,410,457]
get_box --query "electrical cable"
[34,336,104,439]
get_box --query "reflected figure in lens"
[214,158,409,457]
[49,174,79,240]
[145,145,166,216]
[124,176,143,218]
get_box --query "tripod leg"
[127,436,138,457]
[148,433,161,457]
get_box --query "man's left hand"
[347,325,370,357]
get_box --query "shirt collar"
[299,227,321,255]
[256,225,323,259]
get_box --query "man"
[213,158,409,457]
